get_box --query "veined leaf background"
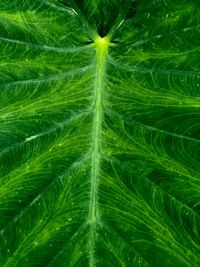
[0,0,200,266]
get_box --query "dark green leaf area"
[65,0,134,37]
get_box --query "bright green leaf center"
[94,35,111,50]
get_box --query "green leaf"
[1,0,200,266]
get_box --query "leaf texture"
[0,0,200,266]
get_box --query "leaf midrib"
[88,37,110,266]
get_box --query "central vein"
[89,35,110,266]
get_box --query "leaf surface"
[1,0,200,266]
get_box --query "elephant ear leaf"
[1,0,200,266]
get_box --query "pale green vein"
[109,58,200,77]
[0,154,89,235]
[0,111,89,158]
[0,66,93,89]
[101,222,151,267]
[0,36,90,53]
[108,110,200,144]
[47,223,88,267]
[127,24,200,49]
[88,35,110,266]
